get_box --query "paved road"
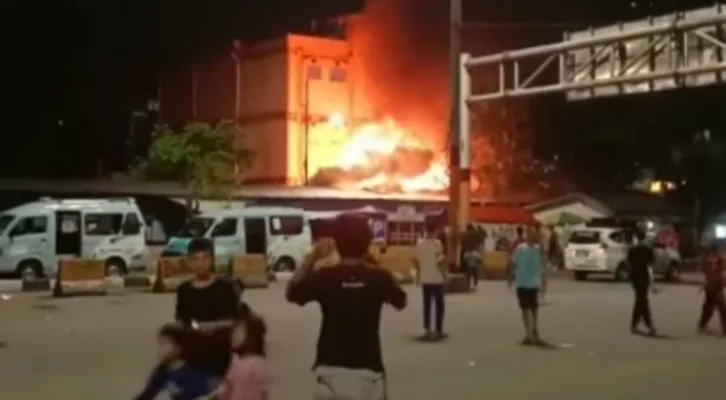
[0,279,724,400]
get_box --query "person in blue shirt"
[508,227,547,345]
[134,323,216,400]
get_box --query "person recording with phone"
[286,214,406,400]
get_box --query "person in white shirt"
[414,224,448,341]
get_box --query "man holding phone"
[286,214,406,400]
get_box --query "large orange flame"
[319,114,449,193]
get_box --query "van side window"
[269,216,303,236]
[84,213,123,235]
[211,218,238,237]
[122,213,142,235]
[608,231,624,244]
[10,216,48,236]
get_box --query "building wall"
[196,51,236,121]
[158,34,353,185]
[286,35,352,184]
[159,67,194,125]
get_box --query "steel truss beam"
[451,6,726,216]
[463,8,726,103]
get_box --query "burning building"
[159,31,450,194]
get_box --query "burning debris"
[309,118,449,193]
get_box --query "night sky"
[2,0,724,199]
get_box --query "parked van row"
[0,198,313,279]
[162,206,311,272]
[0,197,147,279]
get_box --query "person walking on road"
[415,223,448,341]
[509,227,547,345]
[462,224,482,291]
[547,226,563,271]
[286,214,407,400]
[698,245,726,335]
[628,231,658,336]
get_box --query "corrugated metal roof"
[0,178,449,202]
[525,191,680,217]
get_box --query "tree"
[666,130,726,237]
[133,120,254,217]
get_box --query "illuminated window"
[307,65,322,80]
[387,221,424,246]
[329,67,347,82]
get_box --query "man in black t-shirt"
[627,231,658,336]
[287,214,407,400]
[175,238,240,378]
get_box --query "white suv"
[565,228,629,281]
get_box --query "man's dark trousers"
[631,283,653,329]
[422,284,445,333]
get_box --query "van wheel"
[273,256,296,272]
[16,260,43,280]
[104,257,127,277]
[614,263,629,282]
[664,262,681,282]
[573,271,588,281]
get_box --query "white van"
[0,197,148,279]
[163,206,312,272]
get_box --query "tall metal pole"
[303,73,310,185]
[447,0,462,269]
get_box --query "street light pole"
[447,0,463,269]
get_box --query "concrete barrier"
[377,246,416,284]
[229,254,268,289]
[482,251,509,280]
[123,274,152,289]
[53,259,107,297]
[152,257,190,293]
[21,278,52,292]
[445,273,470,294]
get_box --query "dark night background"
[2,0,725,219]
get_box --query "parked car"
[565,227,629,281]
[564,227,681,282]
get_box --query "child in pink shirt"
[218,313,271,400]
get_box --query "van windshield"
[569,231,601,244]
[0,214,14,235]
[176,217,214,238]
[269,215,304,236]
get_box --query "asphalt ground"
[0,278,724,400]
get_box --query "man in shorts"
[509,227,547,345]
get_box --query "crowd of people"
[133,214,726,400]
